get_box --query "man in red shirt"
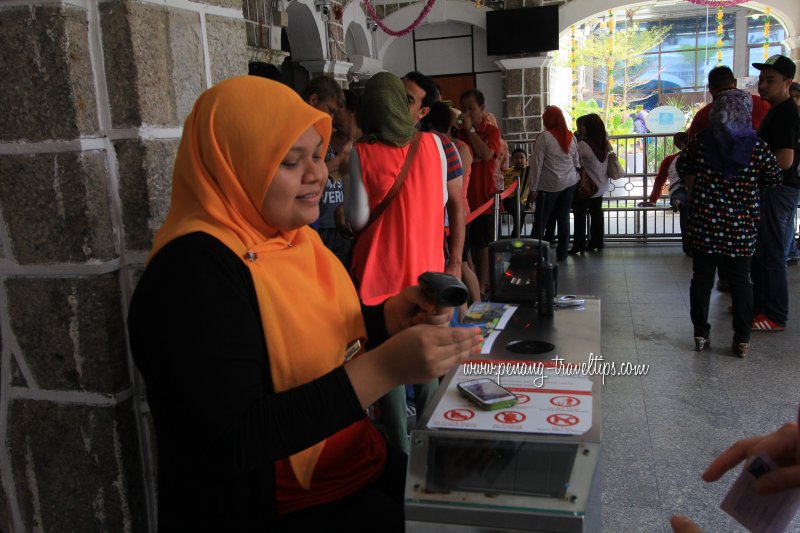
[687,65,770,138]
[457,88,501,292]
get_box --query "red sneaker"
[752,314,785,332]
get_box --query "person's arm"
[344,148,369,231]
[460,115,496,161]
[445,178,465,277]
[758,141,786,190]
[128,238,368,469]
[526,134,546,205]
[670,420,800,533]
[643,154,673,205]
[774,148,795,170]
[129,236,482,470]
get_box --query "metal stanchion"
[514,180,522,239]
[492,192,501,242]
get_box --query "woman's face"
[260,126,327,232]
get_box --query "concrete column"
[0,0,248,530]
[733,10,749,78]
[496,56,552,141]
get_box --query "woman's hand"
[344,325,482,408]
[669,421,800,532]
[702,422,800,494]
[383,285,454,336]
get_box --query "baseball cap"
[752,54,796,79]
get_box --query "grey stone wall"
[502,65,549,141]
[0,0,251,530]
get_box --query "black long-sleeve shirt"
[128,232,388,531]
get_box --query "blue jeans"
[785,207,798,258]
[752,185,800,325]
[531,184,578,259]
[670,187,690,254]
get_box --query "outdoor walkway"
[556,244,800,532]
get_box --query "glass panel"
[659,50,697,89]
[748,44,787,76]
[660,17,700,52]
[697,13,735,49]
[747,14,787,45]
[697,47,735,84]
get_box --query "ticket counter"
[405,300,602,532]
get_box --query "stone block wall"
[0,0,249,530]
[499,58,550,141]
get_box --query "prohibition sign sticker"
[444,408,474,421]
[515,393,531,405]
[550,396,581,408]
[495,411,526,424]
[547,413,579,427]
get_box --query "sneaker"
[752,314,785,332]
[731,341,750,358]
[694,336,710,352]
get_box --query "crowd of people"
[125,56,800,528]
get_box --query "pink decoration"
[362,0,438,37]
[683,0,749,6]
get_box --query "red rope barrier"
[465,179,520,225]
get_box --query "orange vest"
[351,133,446,305]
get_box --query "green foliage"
[566,22,671,134]
[573,99,633,136]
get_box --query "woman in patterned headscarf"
[127,76,480,531]
[677,89,783,358]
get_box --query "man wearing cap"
[750,54,800,332]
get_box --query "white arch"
[374,0,797,63]
[342,1,374,58]
[346,23,372,58]
[561,0,797,39]
[285,0,327,61]
[376,0,490,60]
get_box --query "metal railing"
[506,133,682,243]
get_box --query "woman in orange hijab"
[127,76,480,531]
[526,105,580,260]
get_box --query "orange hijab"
[149,76,366,489]
[543,105,574,154]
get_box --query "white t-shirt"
[577,141,610,198]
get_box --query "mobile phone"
[457,378,519,411]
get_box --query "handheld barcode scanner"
[418,272,469,307]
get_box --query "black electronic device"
[488,238,549,303]
[485,6,559,56]
[418,272,469,307]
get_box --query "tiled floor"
[556,243,800,533]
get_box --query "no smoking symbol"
[495,411,526,424]
[444,408,474,421]
[550,396,581,408]
[547,413,579,427]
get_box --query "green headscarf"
[357,72,416,147]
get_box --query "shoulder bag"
[575,167,599,201]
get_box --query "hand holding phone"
[457,378,518,411]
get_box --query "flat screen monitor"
[485,6,559,56]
